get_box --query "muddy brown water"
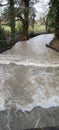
[0,34,59,130]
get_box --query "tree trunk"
[55,7,59,38]
[9,0,15,42]
[23,0,29,39]
[0,26,7,48]
[45,16,48,32]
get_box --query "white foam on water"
[32,95,59,109]
[0,96,6,111]
[0,60,59,68]
[0,96,59,112]
[3,85,59,112]
[0,34,59,112]
[12,96,59,112]
[0,60,59,112]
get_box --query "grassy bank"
[2,24,46,34]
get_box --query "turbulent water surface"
[0,34,59,112]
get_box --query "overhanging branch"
[0,3,8,7]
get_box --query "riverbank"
[46,38,59,52]
[0,106,59,130]
[0,31,53,53]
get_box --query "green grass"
[2,24,46,33]
[29,24,46,33]
[2,25,11,32]
[34,25,46,32]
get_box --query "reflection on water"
[0,34,59,112]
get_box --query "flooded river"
[0,34,59,130]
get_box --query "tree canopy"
[1,0,35,41]
[48,0,59,38]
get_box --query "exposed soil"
[46,38,59,52]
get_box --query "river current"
[0,34,59,112]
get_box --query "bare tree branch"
[0,3,8,7]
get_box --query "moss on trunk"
[0,27,7,48]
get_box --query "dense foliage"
[48,0,59,38]
[0,26,7,48]
[2,0,34,40]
